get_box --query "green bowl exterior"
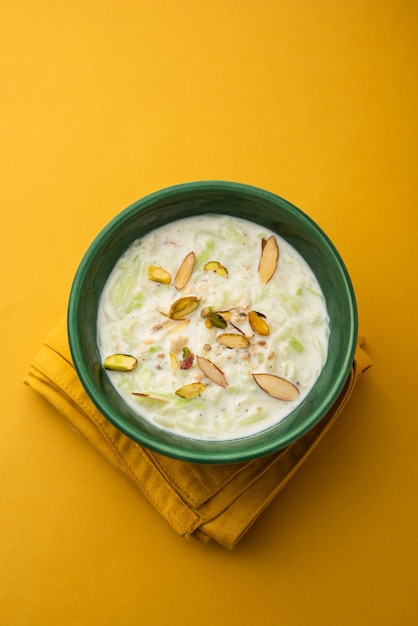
[68,181,358,464]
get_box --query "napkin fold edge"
[24,320,372,549]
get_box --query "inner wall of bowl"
[69,182,357,462]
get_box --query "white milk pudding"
[97,214,330,440]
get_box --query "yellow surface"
[1,1,417,624]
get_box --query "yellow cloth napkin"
[24,319,371,549]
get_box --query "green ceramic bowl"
[68,181,357,463]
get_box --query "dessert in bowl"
[68,181,357,463]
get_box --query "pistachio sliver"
[207,311,227,329]
[179,347,194,369]
[248,310,270,336]
[205,317,214,328]
[175,382,206,398]
[203,261,228,277]
[216,308,233,322]
[230,322,246,336]
[258,235,279,284]
[217,333,251,349]
[252,373,299,401]
[196,355,228,388]
[103,354,137,371]
[132,392,170,403]
[174,251,196,289]
[168,296,199,320]
[169,352,179,368]
[147,265,171,284]
[164,319,190,335]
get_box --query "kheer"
[97,214,330,440]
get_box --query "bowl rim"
[68,180,358,463]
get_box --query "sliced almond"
[174,251,195,289]
[147,265,171,284]
[252,373,299,401]
[196,356,228,388]
[175,382,206,398]
[217,333,251,349]
[203,261,228,277]
[258,235,279,284]
[248,310,270,336]
[103,354,137,371]
[131,392,170,403]
[168,296,199,320]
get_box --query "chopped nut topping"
[147,265,171,284]
[230,322,246,336]
[207,312,227,328]
[248,310,270,336]
[203,261,228,277]
[103,354,137,372]
[175,382,206,398]
[131,392,170,403]
[174,251,196,289]
[217,308,233,321]
[218,333,251,349]
[252,373,299,401]
[180,354,194,369]
[196,355,228,388]
[258,235,279,284]
[168,296,199,319]
[169,352,179,368]
[180,347,194,369]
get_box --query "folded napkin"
[24,319,371,549]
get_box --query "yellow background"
[2,1,417,624]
